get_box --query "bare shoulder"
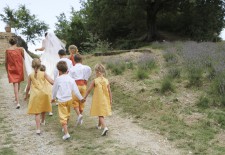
[17,47,24,51]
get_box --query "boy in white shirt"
[69,54,92,126]
[53,49,73,80]
[52,61,85,140]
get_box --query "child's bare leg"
[98,118,101,127]
[99,116,106,128]
[41,112,45,123]
[35,114,41,130]
[99,116,108,136]
[74,107,83,126]
[74,107,81,116]
[62,124,68,135]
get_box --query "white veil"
[24,32,65,79]
[40,32,65,79]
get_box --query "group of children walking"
[24,46,112,140]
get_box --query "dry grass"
[83,47,225,154]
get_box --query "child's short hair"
[58,49,66,56]
[94,64,106,75]
[69,45,78,54]
[32,58,41,69]
[57,61,68,73]
[74,54,82,63]
[40,65,46,72]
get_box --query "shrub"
[167,68,181,79]
[138,57,156,71]
[95,40,111,53]
[186,65,203,87]
[126,62,134,70]
[196,96,210,109]
[136,68,148,80]
[160,77,174,93]
[106,62,126,75]
[208,111,225,129]
[212,73,225,96]
[210,73,225,106]
[163,52,178,64]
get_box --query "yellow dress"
[27,71,52,114]
[90,77,112,116]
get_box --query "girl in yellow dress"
[84,64,112,136]
[24,58,53,135]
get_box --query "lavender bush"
[162,41,225,105]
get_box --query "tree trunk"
[145,1,160,41]
[146,12,157,41]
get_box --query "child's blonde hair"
[69,45,78,54]
[94,64,106,76]
[32,58,41,70]
[32,58,41,77]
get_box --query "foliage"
[79,0,225,44]
[137,53,156,71]
[186,65,203,87]
[163,52,178,64]
[0,6,16,26]
[106,61,126,75]
[196,96,210,109]
[0,5,49,44]
[55,8,89,53]
[136,68,148,80]
[167,68,181,79]
[160,77,174,93]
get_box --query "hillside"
[83,41,225,154]
[1,41,225,155]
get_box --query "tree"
[55,8,89,52]
[80,0,225,42]
[0,6,17,27]
[0,5,49,44]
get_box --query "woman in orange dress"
[5,37,24,109]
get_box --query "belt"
[75,80,87,86]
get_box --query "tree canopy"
[80,0,225,42]
[0,5,49,44]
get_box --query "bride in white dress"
[24,32,65,79]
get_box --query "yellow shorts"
[58,99,72,126]
[72,85,86,113]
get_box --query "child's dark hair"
[57,61,68,73]
[74,54,82,63]
[40,65,46,72]
[45,32,48,37]
[9,37,17,45]
[58,49,66,56]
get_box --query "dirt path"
[0,73,64,155]
[0,71,182,155]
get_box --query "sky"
[0,0,82,53]
[0,1,225,53]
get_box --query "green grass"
[0,148,16,155]
[109,66,225,154]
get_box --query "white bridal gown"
[24,32,65,79]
